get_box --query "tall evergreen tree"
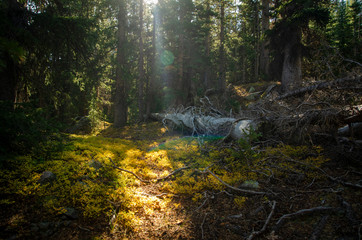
[114,0,128,127]
[138,0,145,121]
[269,0,330,92]
[260,0,270,79]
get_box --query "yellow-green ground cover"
[0,122,348,239]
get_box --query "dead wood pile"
[152,74,362,144]
[151,97,258,140]
[248,74,362,143]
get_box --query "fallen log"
[277,75,362,100]
[151,112,257,140]
[338,122,362,138]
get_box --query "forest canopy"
[1,0,360,129]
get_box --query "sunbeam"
[144,0,158,5]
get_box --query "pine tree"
[269,0,330,92]
[114,0,128,127]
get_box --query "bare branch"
[109,157,151,183]
[277,75,362,100]
[273,206,336,232]
[108,157,188,183]
[247,201,277,240]
[310,215,329,240]
[338,196,359,225]
[343,58,362,67]
[284,156,362,190]
[201,213,208,239]
[154,166,190,181]
[205,169,271,196]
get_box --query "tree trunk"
[260,0,270,80]
[114,0,127,127]
[240,21,246,83]
[0,55,16,103]
[281,29,302,92]
[184,40,193,105]
[0,0,26,103]
[218,0,226,92]
[146,5,158,116]
[138,0,145,121]
[203,0,211,91]
[176,4,185,106]
[254,1,260,81]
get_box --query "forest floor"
[0,120,361,240]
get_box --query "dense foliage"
[1,0,360,128]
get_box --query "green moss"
[0,122,331,234]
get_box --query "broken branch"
[204,169,270,196]
[247,201,277,240]
[310,215,329,240]
[109,157,188,183]
[277,75,361,100]
[273,206,336,232]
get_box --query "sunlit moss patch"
[0,122,331,238]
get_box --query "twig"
[284,156,362,190]
[227,213,243,219]
[109,157,188,183]
[107,199,122,207]
[138,192,169,198]
[339,196,359,225]
[196,198,208,212]
[305,178,316,189]
[156,166,190,181]
[273,206,336,232]
[247,201,277,240]
[205,169,270,196]
[343,58,362,67]
[196,192,209,212]
[216,190,234,197]
[310,215,329,240]
[329,177,362,189]
[109,157,151,182]
[201,213,208,239]
[78,225,91,231]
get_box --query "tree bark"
[138,0,145,121]
[260,0,270,80]
[203,0,211,91]
[281,29,302,92]
[114,0,127,127]
[146,5,158,116]
[218,0,226,92]
[254,1,260,80]
[0,0,26,103]
[0,54,17,103]
[176,2,185,106]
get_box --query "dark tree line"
[1,0,361,129]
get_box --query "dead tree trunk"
[151,110,257,140]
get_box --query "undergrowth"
[0,122,331,238]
